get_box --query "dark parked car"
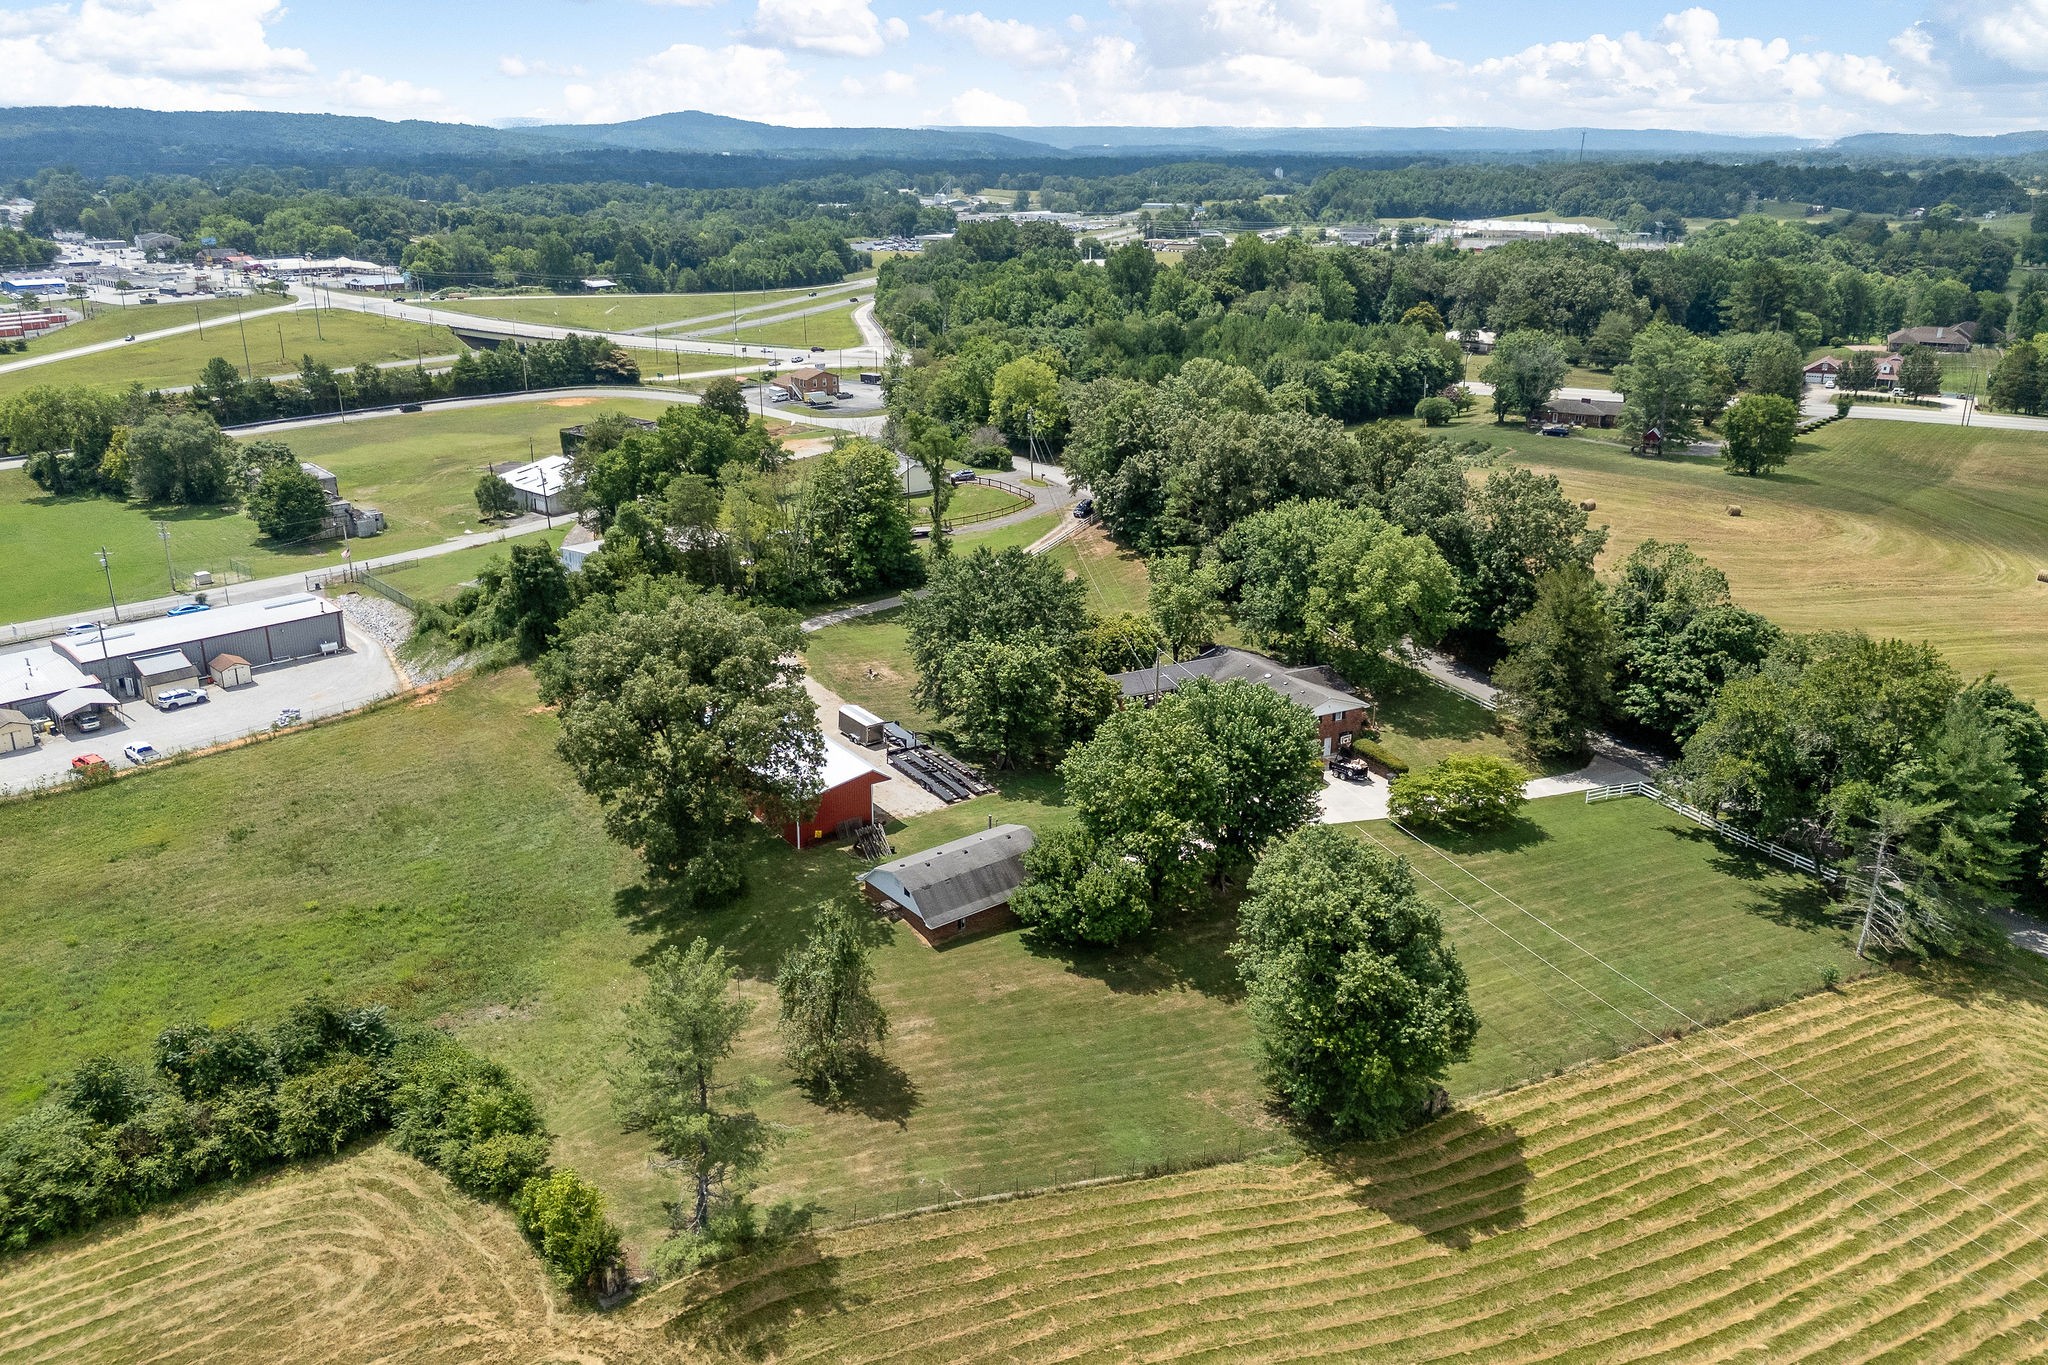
[948,469,978,484]
[1541,423,1571,437]
[1073,497,1095,518]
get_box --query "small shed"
[860,823,1036,947]
[780,737,889,849]
[132,649,200,702]
[0,708,34,754]
[209,653,253,688]
[839,704,886,747]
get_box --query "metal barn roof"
[862,824,1035,930]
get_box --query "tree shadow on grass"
[1665,826,1844,933]
[613,833,872,981]
[654,1232,863,1363]
[1411,815,1552,859]
[1375,671,1498,747]
[1320,1110,1531,1251]
[795,1053,922,1129]
[1027,894,1246,1003]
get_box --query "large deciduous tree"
[1605,540,1779,744]
[537,583,819,902]
[1233,825,1479,1138]
[1495,564,1618,762]
[1616,321,1721,446]
[246,460,328,541]
[1720,393,1799,476]
[126,412,236,505]
[1463,467,1607,637]
[1480,329,1569,424]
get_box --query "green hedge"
[1350,738,1410,775]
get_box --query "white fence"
[1586,781,1841,884]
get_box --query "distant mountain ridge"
[0,106,2044,180]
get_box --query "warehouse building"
[52,596,346,698]
[0,647,93,722]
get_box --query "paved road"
[314,281,895,369]
[0,297,299,380]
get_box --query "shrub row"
[0,997,621,1299]
[1351,738,1410,775]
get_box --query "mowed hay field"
[1501,419,2048,698]
[11,972,2046,1363]
[0,1144,639,1365]
[650,972,2048,1362]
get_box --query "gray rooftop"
[1107,647,1365,720]
[862,823,1035,930]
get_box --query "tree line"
[0,996,624,1298]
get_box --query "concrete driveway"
[0,643,399,795]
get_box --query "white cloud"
[840,67,916,97]
[0,0,480,118]
[560,42,827,123]
[499,54,586,79]
[1471,9,1924,130]
[1953,0,2048,71]
[753,0,906,58]
[922,10,1069,65]
[939,87,1031,123]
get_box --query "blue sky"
[3,0,2047,135]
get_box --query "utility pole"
[1025,406,1039,480]
[156,522,175,591]
[236,301,252,377]
[96,546,121,621]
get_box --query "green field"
[656,970,2048,1361]
[0,396,678,621]
[723,303,864,352]
[906,480,1031,527]
[435,281,861,333]
[359,525,572,604]
[0,307,461,399]
[0,663,1870,1251]
[1493,417,2048,698]
[3,295,271,361]
[1042,520,1149,615]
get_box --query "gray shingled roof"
[863,824,1035,930]
[1107,647,1365,720]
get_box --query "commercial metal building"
[0,648,93,721]
[52,596,346,698]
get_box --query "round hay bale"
[1727,505,1743,517]
[1579,499,1597,511]
[2038,570,2048,584]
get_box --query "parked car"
[1074,496,1095,518]
[810,344,824,352]
[123,334,136,341]
[1540,423,1571,437]
[807,291,817,297]
[273,707,303,729]
[122,743,160,764]
[165,603,209,617]
[65,621,99,637]
[153,688,205,710]
[70,753,109,773]
[73,711,102,732]
[949,469,978,484]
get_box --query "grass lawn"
[906,480,1031,527]
[803,609,931,731]
[0,666,1875,1255]
[0,308,462,399]
[1041,520,1150,616]
[958,508,1061,553]
[3,295,269,361]
[1495,417,2048,699]
[0,395,679,622]
[433,286,820,332]
[724,304,864,352]
[361,525,571,604]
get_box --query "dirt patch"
[544,397,599,407]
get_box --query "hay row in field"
[645,974,2048,1363]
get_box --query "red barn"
[780,736,889,848]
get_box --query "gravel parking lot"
[0,640,400,795]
